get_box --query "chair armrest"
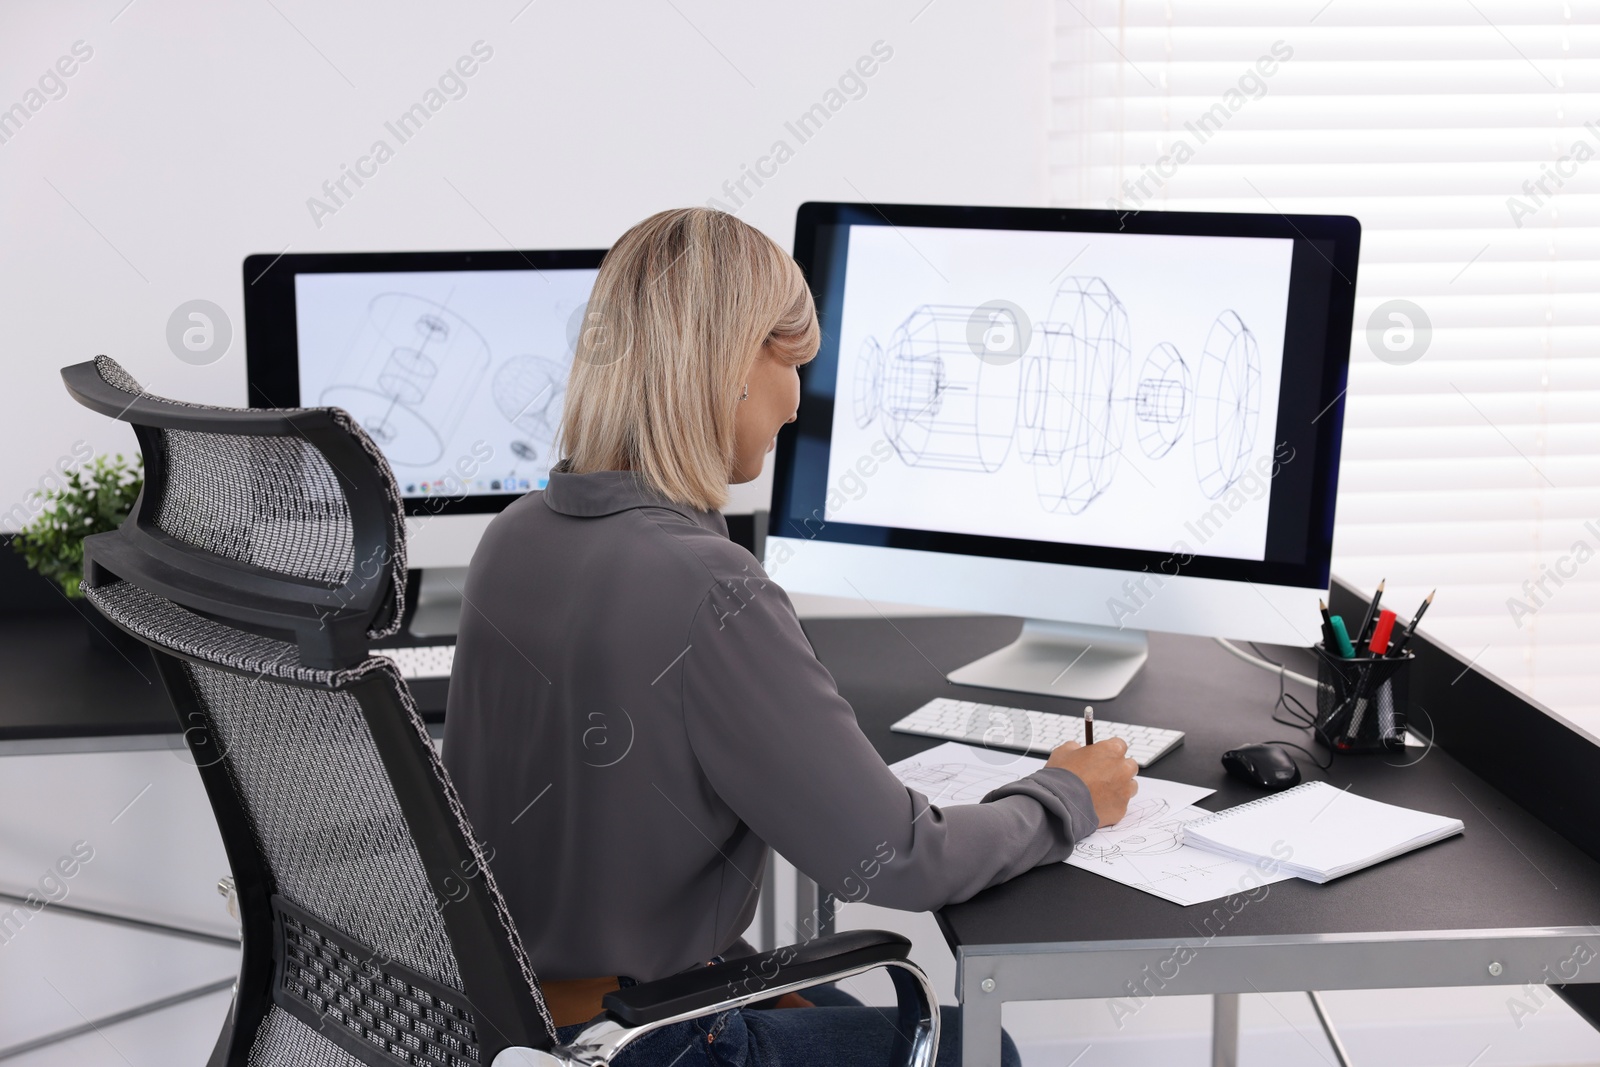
[540,930,940,1067]
[602,929,912,1026]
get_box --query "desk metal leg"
[958,980,1005,1067]
[1308,991,1354,1066]
[1212,992,1239,1067]
[759,855,777,952]
[796,872,818,942]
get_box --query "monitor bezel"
[242,248,607,516]
[772,201,1360,594]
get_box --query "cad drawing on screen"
[492,355,567,464]
[851,273,1261,516]
[1017,277,1133,515]
[852,306,1020,472]
[320,293,491,468]
[1134,341,1191,461]
[1192,310,1261,500]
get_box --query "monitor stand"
[407,567,468,639]
[946,620,1149,701]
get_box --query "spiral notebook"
[1180,781,1464,884]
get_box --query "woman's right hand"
[1045,738,1139,827]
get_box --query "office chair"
[62,356,940,1067]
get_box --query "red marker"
[1368,609,1398,656]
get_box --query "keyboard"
[890,696,1184,768]
[382,644,456,680]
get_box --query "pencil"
[1408,589,1435,633]
[1387,589,1435,657]
[1356,579,1386,644]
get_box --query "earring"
[739,383,749,402]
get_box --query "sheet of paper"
[1066,803,1294,906]
[887,741,1286,906]
[887,740,1216,809]
[887,741,1046,806]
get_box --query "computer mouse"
[1221,744,1302,791]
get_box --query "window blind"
[1051,0,1600,727]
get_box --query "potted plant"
[10,453,144,649]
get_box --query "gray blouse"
[441,469,1097,982]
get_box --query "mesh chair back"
[65,358,555,1067]
[67,355,406,666]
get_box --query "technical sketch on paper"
[885,742,1285,905]
[492,355,567,465]
[894,759,1028,807]
[1065,801,1295,906]
[320,293,491,468]
[851,275,1261,516]
[1071,798,1187,862]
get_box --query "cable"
[1252,737,1332,772]
[1214,637,1321,690]
[1253,643,1334,769]
[1244,640,1319,729]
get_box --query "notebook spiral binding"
[1182,781,1321,830]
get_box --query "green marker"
[1329,615,1356,658]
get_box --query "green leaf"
[10,452,144,599]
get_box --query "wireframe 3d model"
[1192,311,1261,499]
[1134,342,1192,460]
[853,306,1021,472]
[492,355,568,465]
[1019,278,1130,514]
[320,294,491,467]
[848,274,1264,517]
[853,338,883,430]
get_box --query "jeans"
[553,982,1022,1067]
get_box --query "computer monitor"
[244,249,606,572]
[768,202,1359,699]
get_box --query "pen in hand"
[1084,705,1094,746]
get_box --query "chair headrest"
[62,356,408,669]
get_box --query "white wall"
[0,0,1051,525]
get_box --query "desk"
[803,614,1600,1067]
[0,619,452,750]
[15,573,1600,1067]
[0,613,170,748]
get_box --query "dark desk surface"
[0,612,171,741]
[12,594,1600,950]
[0,616,451,742]
[0,546,464,743]
[802,614,1600,949]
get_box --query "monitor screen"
[830,225,1292,562]
[244,249,606,515]
[772,203,1358,595]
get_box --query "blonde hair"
[559,208,819,511]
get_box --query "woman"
[442,207,1138,1065]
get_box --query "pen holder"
[1313,644,1412,752]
